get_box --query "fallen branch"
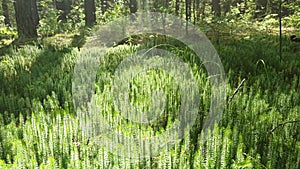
[228,78,246,103]
[269,120,300,133]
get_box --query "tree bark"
[129,0,138,14]
[212,0,221,17]
[2,0,10,26]
[153,0,158,12]
[175,0,180,16]
[255,0,267,18]
[201,0,206,20]
[195,0,200,22]
[101,0,111,15]
[224,0,231,15]
[84,0,96,27]
[185,0,191,34]
[186,0,191,21]
[55,0,71,22]
[14,0,39,39]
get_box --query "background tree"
[14,0,39,39]
[223,0,232,15]
[255,0,267,18]
[1,0,10,26]
[55,0,71,22]
[129,0,138,14]
[84,0,96,27]
[101,0,112,15]
[175,0,180,16]
[194,0,201,21]
[212,0,221,17]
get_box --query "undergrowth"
[0,32,299,168]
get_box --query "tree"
[255,0,267,18]
[129,0,138,14]
[175,0,180,16]
[223,0,232,15]
[195,0,201,22]
[84,0,96,27]
[2,0,10,26]
[185,0,191,34]
[101,0,111,15]
[14,0,39,39]
[55,0,71,22]
[186,0,191,22]
[212,0,221,17]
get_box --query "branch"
[269,120,300,133]
[228,78,246,103]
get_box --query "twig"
[269,120,300,133]
[228,78,246,103]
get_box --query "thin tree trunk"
[129,0,138,13]
[175,0,180,16]
[185,0,191,21]
[212,0,221,17]
[84,0,96,27]
[153,0,158,12]
[186,0,191,34]
[282,0,291,16]
[224,0,232,15]
[55,0,71,22]
[195,0,200,21]
[2,0,10,26]
[165,0,169,12]
[14,0,39,39]
[101,0,111,14]
[255,0,267,18]
[201,0,206,20]
[193,0,196,24]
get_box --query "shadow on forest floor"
[0,42,76,122]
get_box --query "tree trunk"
[129,0,138,13]
[255,0,267,18]
[195,0,200,22]
[55,0,71,22]
[185,0,191,34]
[201,0,206,20]
[2,0,10,26]
[282,0,292,16]
[193,0,196,24]
[84,0,96,27]
[175,0,180,16]
[224,0,231,15]
[153,0,158,12]
[186,0,191,21]
[101,0,111,15]
[14,0,39,39]
[212,0,221,17]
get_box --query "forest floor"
[0,26,299,168]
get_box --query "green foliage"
[101,2,129,23]
[1,0,300,165]
[65,3,85,32]
[0,27,16,39]
[283,12,300,28]
[0,27,17,47]
[0,32,299,168]
[38,0,60,36]
[38,0,85,36]
[0,45,76,122]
